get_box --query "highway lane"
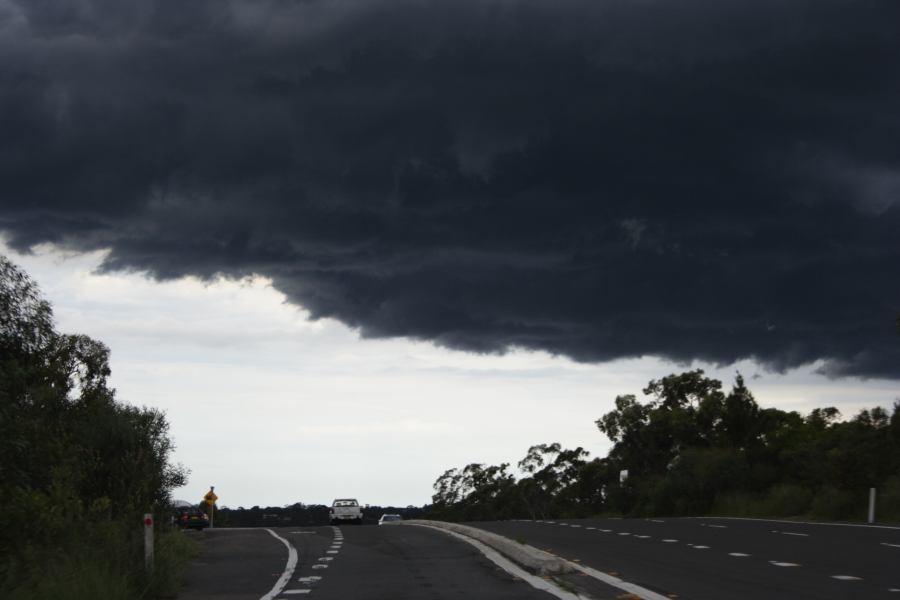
[471,517,900,599]
[179,528,300,600]
[178,524,571,599]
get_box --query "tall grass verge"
[1,515,198,600]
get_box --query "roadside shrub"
[759,484,813,517]
[1,255,192,598]
[809,487,860,521]
[878,477,900,522]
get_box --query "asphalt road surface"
[178,517,900,599]
[179,523,566,600]
[471,516,900,599]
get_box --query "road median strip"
[401,520,670,600]
[402,519,572,575]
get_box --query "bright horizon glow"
[4,240,897,508]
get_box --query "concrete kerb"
[401,519,573,576]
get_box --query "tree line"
[0,256,191,598]
[429,370,900,522]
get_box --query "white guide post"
[144,513,155,574]
[868,488,876,524]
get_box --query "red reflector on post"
[144,517,153,526]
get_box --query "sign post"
[204,487,219,528]
[144,513,154,574]
[868,487,876,524]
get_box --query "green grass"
[150,528,199,598]
[710,483,900,524]
[2,520,199,600]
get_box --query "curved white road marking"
[415,524,671,600]
[259,529,298,600]
[414,525,581,599]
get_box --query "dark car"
[177,507,210,530]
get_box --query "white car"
[378,514,402,525]
[329,498,363,524]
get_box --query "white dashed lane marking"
[771,530,809,537]
[281,590,311,595]
[508,519,897,592]
[312,564,328,570]
[297,576,321,583]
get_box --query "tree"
[0,254,188,594]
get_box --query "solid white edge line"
[410,525,582,599]
[259,529,298,600]
[569,562,671,600]
[413,524,671,600]
[696,516,900,531]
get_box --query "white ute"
[329,498,363,524]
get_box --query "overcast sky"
[2,0,899,507]
[5,242,897,508]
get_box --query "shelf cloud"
[2,0,898,377]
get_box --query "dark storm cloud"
[2,0,899,377]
